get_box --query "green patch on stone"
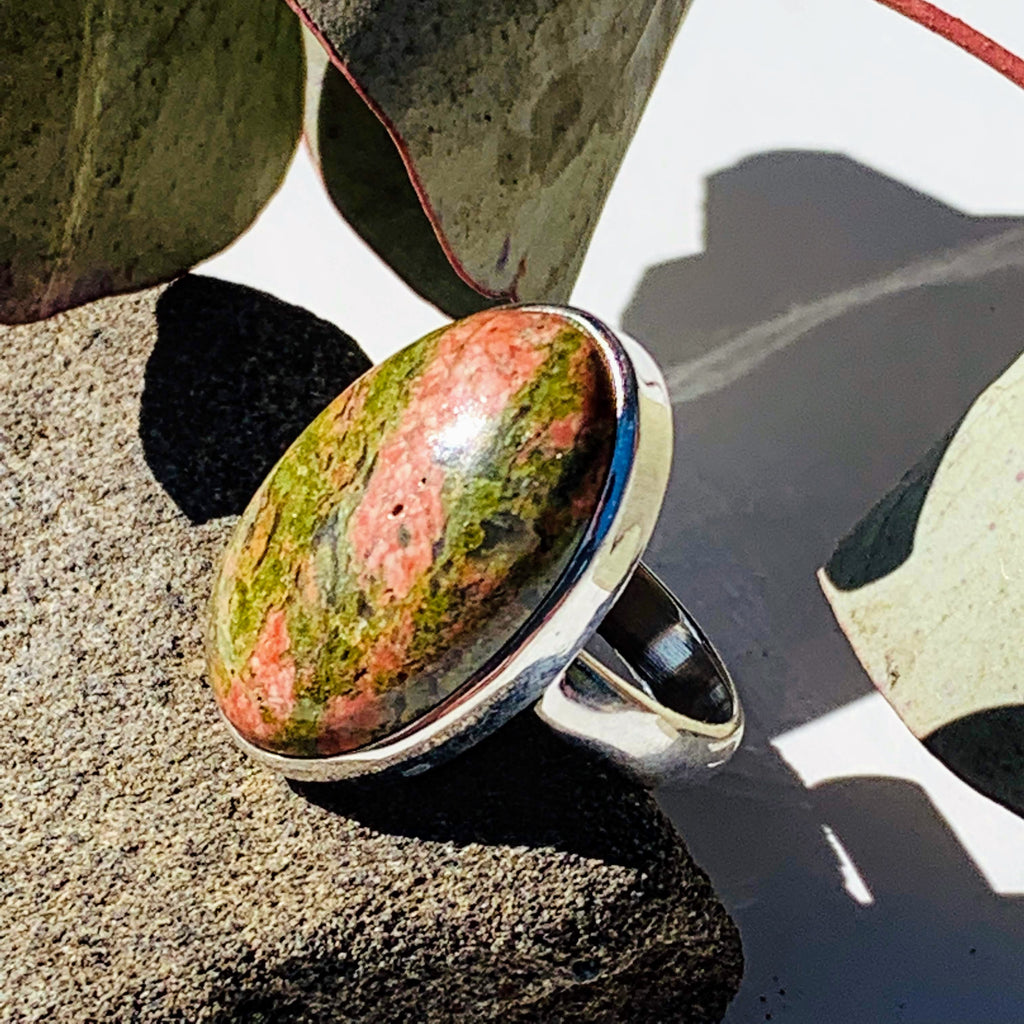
[222,327,443,674]
[404,324,600,680]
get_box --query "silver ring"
[206,305,742,784]
[539,563,743,785]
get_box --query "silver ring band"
[210,305,744,785]
[538,563,743,784]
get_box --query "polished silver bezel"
[221,305,674,781]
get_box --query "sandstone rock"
[0,276,742,1023]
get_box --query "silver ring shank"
[536,563,743,784]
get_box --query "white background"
[202,2,1024,1020]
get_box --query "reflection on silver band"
[537,563,743,784]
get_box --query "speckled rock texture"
[0,276,742,1023]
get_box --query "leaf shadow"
[623,150,1022,371]
[926,706,1024,818]
[663,769,1024,1023]
[627,150,1024,727]
[821,423,959,591]
[621,149,1024,1021]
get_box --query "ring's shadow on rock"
[295,712,665,870]
[141,274,372,524]
[242,717,743,1024]
[260,719,743,1024]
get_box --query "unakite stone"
[207,308,616,757]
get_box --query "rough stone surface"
[209,307,615,757]
[0,277,742,1022]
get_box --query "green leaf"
[0,0,304,324]
[820,351,1024,815]
[293,0,693,305]
[306,42,496,319]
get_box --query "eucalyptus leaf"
[820,351,1024,815]
[306,51,496,318]
[0,0,303,324]
[293,0,693,304]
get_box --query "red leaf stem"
[873,0,1024,91]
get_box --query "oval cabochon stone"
[207,308,617,757]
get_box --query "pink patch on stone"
[318,687,389,755]
[249,609,297,719]
[548,412,583,451]
[350,456,446,601]
[348,310,564,601]
[221,608,297,743]
[222,681,273,742]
